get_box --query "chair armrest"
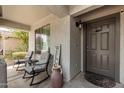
[32,66,35,74]
[25,59,33,66]
[35,62,47,66]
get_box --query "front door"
[86,18,115,79]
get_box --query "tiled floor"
[7,65,124,88]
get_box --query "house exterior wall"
[50,15,70,81]
[70,16,81,79]
[29,5,107,82]
[3,38,21,51]
[120,12,124,83]
[0,36,22,55]
[29,14,71,81]
[29,13,83,81]
[29,5,124,83]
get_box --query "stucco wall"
[120,12,124,83]
[70,16,81,79]
[29,14,58,51]
[3,38,21,51]
[29,14,71,81]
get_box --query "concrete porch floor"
[7,65,124,88]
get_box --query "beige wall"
[1,38,21,53]
[29,14,58,51]
[70,16,81,79]
[120,12,124,83]
[0,36,22,55]
[29,14,71,81]
[29,13,83,81]
[51,16,70,81]
[3,38,21,52]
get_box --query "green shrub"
[12,52,27,59]
[4,50,15,59]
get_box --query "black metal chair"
[14,51,33,71]
[23,52,51,86]
[0,49,3,55]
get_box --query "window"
[35,24,50,54]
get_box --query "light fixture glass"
[79,24,82,29]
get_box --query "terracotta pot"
[51,68,63,88]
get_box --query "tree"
[12,30,29,51]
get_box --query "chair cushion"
[35,52,49,65]
[35,60,45,65]
[25,65,46,74]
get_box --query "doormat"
[84,72,116,88]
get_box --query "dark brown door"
[86,18,115,79]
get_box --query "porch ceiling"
[0,5,102,27]
[1,5,50,26]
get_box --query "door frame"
[82,13,120,82]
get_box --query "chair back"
[25,51,33,60]
[0,49,3,55]
[38,52,51,68]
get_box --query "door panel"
[101,32,109,50]
[91,33,97,50]
[100,54,109,70]
[86,19,115,79]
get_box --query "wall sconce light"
[76,20,83,29]
[120,9,124,13]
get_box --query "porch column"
[120,12,124,84]
[28,31,35,51]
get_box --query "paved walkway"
[7,65,124,88]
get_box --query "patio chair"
[23,52,51,86]
[0,49,3,55]
[14,51,33,71]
